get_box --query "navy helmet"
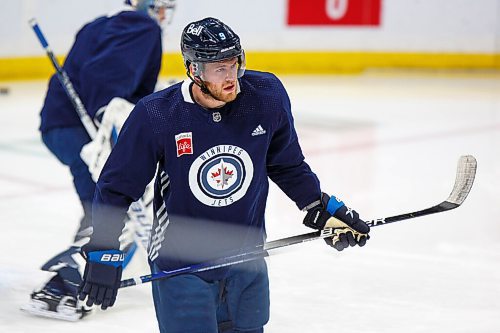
[181,18,246,79]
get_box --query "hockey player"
[78,18,370,332]
[22,0,175,321]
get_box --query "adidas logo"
[251,125,266,136]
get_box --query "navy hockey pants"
[40,126,94,285]
[41,126,94,207]
[150,258,269,333]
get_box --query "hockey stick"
[29,18,151,250]
[120,155,477,288]
[29,18,97,139]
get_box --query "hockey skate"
[21,276,92,321]
[22,238,137,321]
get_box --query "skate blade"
[20,300,83,322]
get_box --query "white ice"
[0,72,499,332]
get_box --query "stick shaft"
[120,155,476,288]
[29,18,97,139]
[29,18,154,248]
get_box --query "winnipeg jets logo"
[189,145,254,207]
[210,159,234,189]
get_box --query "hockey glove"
[78,250,123,310]
[303,193,370,251]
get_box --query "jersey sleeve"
[88,100,163,250]
[79,14,162,118]
[266,79,321,210]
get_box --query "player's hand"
[303,193,370,251]
[78,250,123,310]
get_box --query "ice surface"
[1,72,499,332]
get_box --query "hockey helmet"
[181,17,246,82]
[125,0,176,25]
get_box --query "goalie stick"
[29,18,152,250]
[29,18,97,139]
[120,155,477,288]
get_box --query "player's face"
[201,57,239,103]
[156,7,166,23]
[152,6,166,24]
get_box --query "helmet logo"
[186,24,203,36]
[220,45,235,53]
[219,33,226,40]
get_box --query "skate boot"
[21,275,91,321]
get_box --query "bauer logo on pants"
[189,145,254,207]
[175,132,193,157]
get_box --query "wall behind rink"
[1,0,499,79]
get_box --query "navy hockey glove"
[303,193,370,251]
[78,250,123,310]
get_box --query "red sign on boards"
[287,0,381,26]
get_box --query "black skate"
[21,277,91,321]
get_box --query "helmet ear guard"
[236,49,246,78]
[185,61,201,78]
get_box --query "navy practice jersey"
[90,71,321,278]
[40,10,162,132]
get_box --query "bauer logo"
[186,24,203,36]
[188,145,254,207]
[175,132,193,157]
[101,253,124,262]
[220,45,235,53]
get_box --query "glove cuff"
[326,196,344,215]
[88,250,124,268]
[303,193,343,230]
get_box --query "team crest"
[189,145,254,207]
[175,132,193,157]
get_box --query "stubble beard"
[205,82,237,103]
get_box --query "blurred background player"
[21,0,176,321]
[77,17,370,332]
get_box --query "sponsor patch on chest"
[175,132,193,157]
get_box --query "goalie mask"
[126,0,176,25]
[181,17,246,86]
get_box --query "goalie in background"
[21,0,175,321]
[78,18,370,332]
